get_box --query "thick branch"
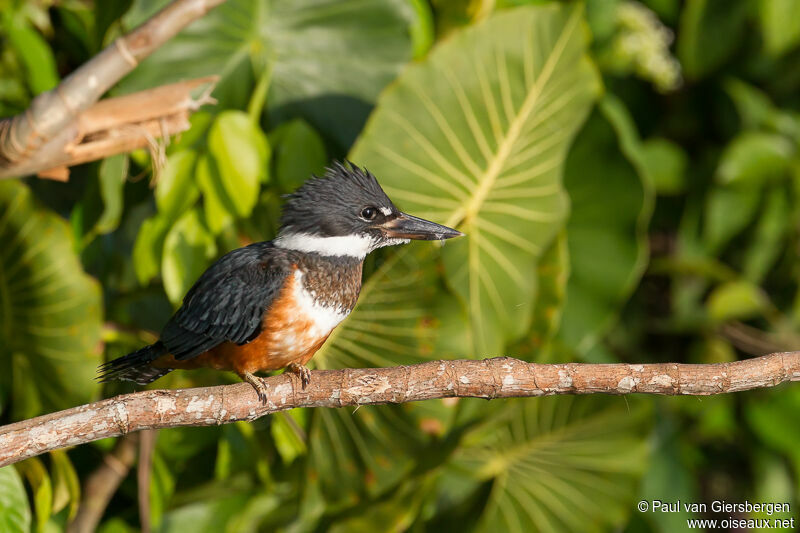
[2,353,799,467]
[0,0,226,178]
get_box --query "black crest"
[280,161,396,236]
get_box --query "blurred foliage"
[1,0,800,531]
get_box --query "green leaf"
[157,489,251,533]
[149,452,176,529]
[640,138,687,195]
[0,181,102,411]
[558,98,652,357]
[271,411,308,465]
[269,119,327,192]
[132,214,170,285]
[351,4,598,354]
[95,154,130,235]
[703,183,762,253]
[707,280,768,322]
[716,132,794,186]
[746,388,800,468]
[49,450,80,520]
[408,0,435,59]
[195,154,235,235]
[512,232,569,362]
[6,21,59,94]
[677,0,751,79]
[155,150,199,222]
[215,423,269,482]
[309,405,425,507]
[162,209,217,305]
[207,111,269,218]
[15,458,52,533]
[328,478,432,533]
[454,397,650,533]
[0,466,31,533]
[759,0,800,56]
[743,185,790,282]
[121,0,414,148]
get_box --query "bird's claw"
[287,363,311,389]
[240,371,270,405]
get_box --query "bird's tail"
[96,342,172,385]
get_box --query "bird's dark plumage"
[163,242,289,360]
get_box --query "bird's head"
[275,161,462,259]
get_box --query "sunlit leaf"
[271,411,308,465]
[0,181,102,412]
[352,4,598,355]
[15,458,52,533]
[6,21,59,94]
[640,138,687,195]
[162,208,217,305]
[95,154,130,235]
[133,214,170,286]
[196,154,235,235]
[453,396,650,533]
[155,150,199,222]
[50,450,80,520]
[706,280,768,323]
[121,0,414,148]
[716,132,794,186]
[759,0,800,56]
[207,111,269,218]
[0,466,31,533]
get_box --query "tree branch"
[2,353,799,467]
[0,0,226,179]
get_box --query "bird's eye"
[360,207,377,220]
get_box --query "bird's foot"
[240,371,269,405]
[286,363,311,389]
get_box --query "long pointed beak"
[381,212,464,241]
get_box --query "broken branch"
[0,0,226,179]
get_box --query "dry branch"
[0,0,226,179]
[1,353,799,467]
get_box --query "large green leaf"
[0,181,102,413]
[351,4,598,355]
[557,97,652,358]
[0,466,30,533]
[453,396,650,533]
[120,0,415,148]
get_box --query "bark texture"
[2,353,799,467]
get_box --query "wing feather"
[160,242,290,361]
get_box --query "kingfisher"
[98,161,462,402]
